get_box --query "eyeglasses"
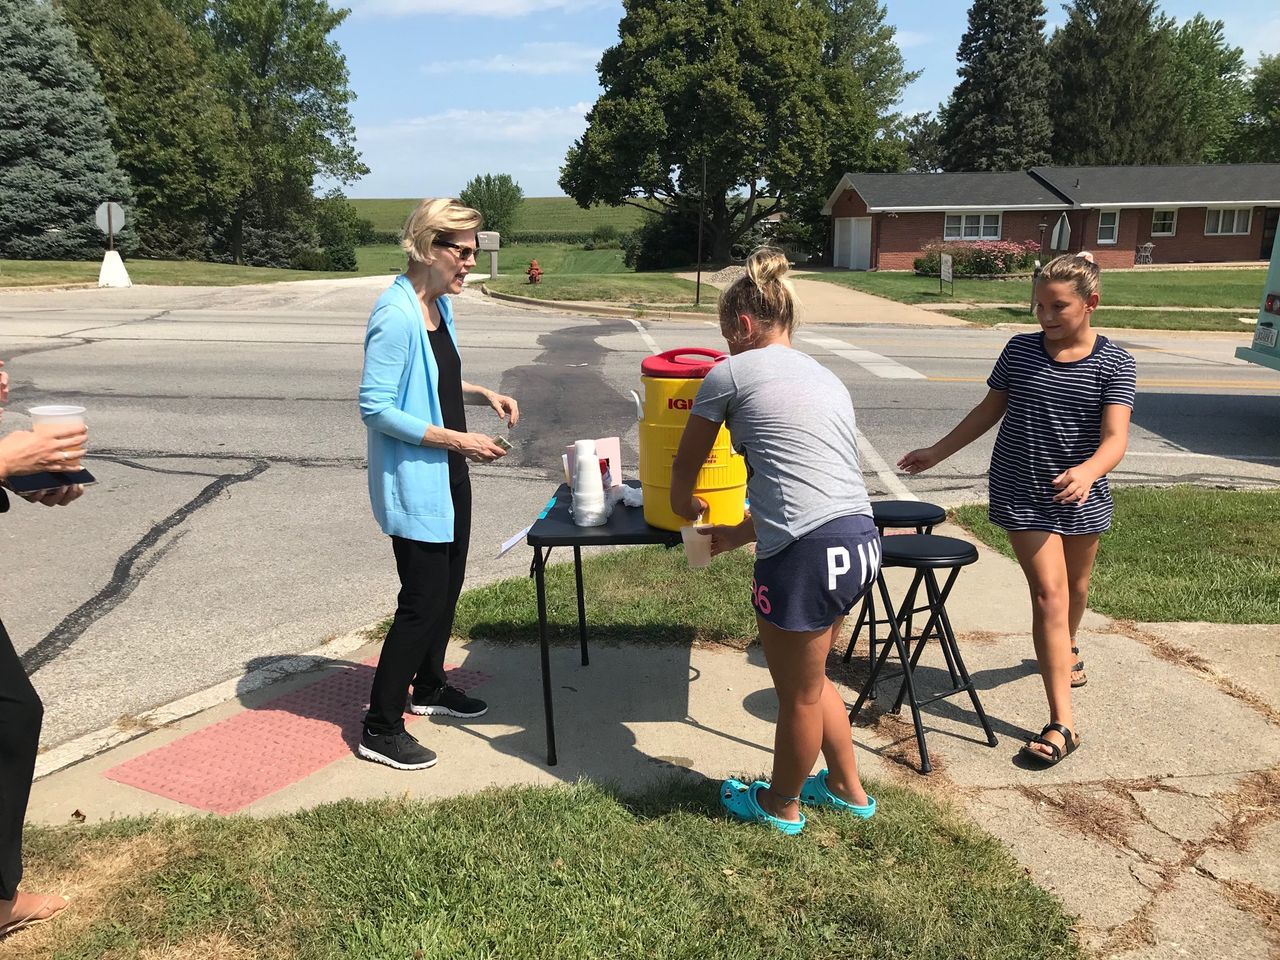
[433,239,478,260]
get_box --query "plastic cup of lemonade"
[29,404,86,468]
[681,523,713,569]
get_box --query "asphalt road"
[1,276,1277,748]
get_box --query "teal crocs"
[799,769,876,819]
[719,778,806,835]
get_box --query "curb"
[480,285,714,323]
[33,618,386,780]
[0,281,98,293]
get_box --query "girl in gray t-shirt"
[669,247,879,836]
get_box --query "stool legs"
[849,573,932,773]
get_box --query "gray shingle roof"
[1030,164,1280,206]
[841,171,1070,210]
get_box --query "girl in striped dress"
[898,252,1135,766]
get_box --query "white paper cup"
[681,524,713,569]
[29,404,86,468]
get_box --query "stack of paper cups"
[571,439,608,526]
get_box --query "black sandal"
[1020,722,1080,766]
[1071,646,1087,688]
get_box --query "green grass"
[485,273,715,310]
[480,243,630,275]
[0,256,362,287]
[810,268,1268,309]
[19,779,1081,960]
[350,196,653,234]
[946,306,1251,332]
[952,487,1280,623]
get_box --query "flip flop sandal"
[0,894,69,939]
[799,769,876,819]
[1071,646,1088,688]
[1020,722,1080,767]
[719,778,806,835]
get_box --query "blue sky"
[335,0,1280,199]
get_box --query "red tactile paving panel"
[104,658,492,814]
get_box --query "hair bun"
[745,246,790,288]
[1077,250,1096,264]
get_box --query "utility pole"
[695,154,707,307]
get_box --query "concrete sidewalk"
[25,524,1280,958]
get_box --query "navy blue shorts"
[751,514,881,633]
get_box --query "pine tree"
[0,0,132,259]
[939,0,1052,171]
[1047,0,1194,165]
[60,0,248,259]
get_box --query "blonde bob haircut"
[1037,250,1100,302]
[718,246,798,344]
[400,198,484,264]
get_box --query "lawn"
[16,779,1081,960]
[952,486,1280,623]
[810,268,1268,310]
[350,196,653,234]
[485,273,714,310]
[947,306,1251,332]
[0,256,361,287]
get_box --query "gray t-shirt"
[690,344,871,558]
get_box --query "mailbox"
[478,231,500,251]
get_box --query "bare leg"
[1008,531,1077,758]
[754,614,868,820]
[1064,534,1101,686]
[0,892,68,932]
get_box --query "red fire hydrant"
[527,259,542,284]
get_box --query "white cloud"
[360,103,592,145]
[351,0,609,16]
[422,42,601,76]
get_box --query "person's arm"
[898,388,1008,474]
[461,380,519,428]
[1051,404,1131,504]
[669,414,720,522]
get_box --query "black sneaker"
[409,683,488,719]
[357,729,437,770]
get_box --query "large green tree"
[459,174,524,237]
[1047,0,1194,164]
[938,0,1052,171]
[1168,15,1248,163]
[59,0,247,259]
[902,111,945,172]
[1230,54,1280,163]
[0,0,132,259]
[166,0,366,264]
[564,0,857,263]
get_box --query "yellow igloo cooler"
[632,348,747,531]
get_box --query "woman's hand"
[19,484,85,507]
[486,391,519,428]
[707,520,753,557]
[1051,466,1099,504]
[674,495,707,524]
[0,426,88,478]
[897,446,939,474]
[452,431,508,463]
[0,359,9,404]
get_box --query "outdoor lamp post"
[1038,221,1047,254]
[1031,222,1048,316]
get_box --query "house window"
[1205,207,1252,236]
[1151,209,1177,236]
[1097,210,1119,244]
[943,212,1001,241]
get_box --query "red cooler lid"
[640,347,727,379]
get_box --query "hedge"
[913,239,1041,277]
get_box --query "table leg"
[534,545,557,766]
[574,545,589,666]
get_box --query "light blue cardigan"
[360,274,461,542]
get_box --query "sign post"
[478,231,500,278]
[94,201,131,288]
[939,252,954,297]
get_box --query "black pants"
[364,478,471,736]
[0,617,42,901]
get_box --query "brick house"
[821,164,1280,271]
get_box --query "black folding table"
[525,481,682,765]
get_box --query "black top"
[427,319,468,484]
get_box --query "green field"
[0,257,361,287]
[810,268,1268,310]
[949,306,1251,332]
[350,196,653,234]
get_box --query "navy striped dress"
[987,332,1136,535]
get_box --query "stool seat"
[871,500,945,530]
[881,533,978,569]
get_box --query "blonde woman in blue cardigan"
[358,198,519,770]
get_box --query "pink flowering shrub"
[914,239,1042,276]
